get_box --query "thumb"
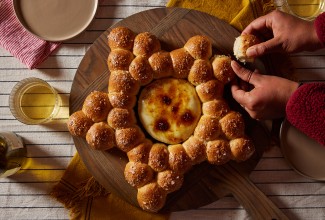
[246,38,280,57]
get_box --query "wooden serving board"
[70,8,288,219]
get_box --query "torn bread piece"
[233,34,259,63]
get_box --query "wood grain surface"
[70,8,288,219]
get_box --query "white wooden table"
[0,1,324,219]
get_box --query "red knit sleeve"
[315,12,325,44]
[286,83,325,146]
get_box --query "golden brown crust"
[129,55,154,85]
[211,55,236,84]
[168,144,192,174]
[188,59,213,86]
[202,99,230,119]
[107,26,135,51]
[107,108,136,129]
[86,122,115,150]
[170,48,195,79]
[148,51,173,79]
[133,32,161,58]
[108,92,136,109]
[157,170,184,193]
[184,35,212,60]
[196,80,224,102]
[67,110,93,138]
[206,139,231,165]
[127,139,152,163]
[182,135,206,164]
[82,91,112,122]
[108,70,140,95]
[115,126,145,152]
[148,143,169,172]
[124,161,154,188]
[137,182,167,212]
[194,115,221,141]
[219,111,245,140]
[233,34,259,63]
[229,137,255,161]
[107,48,134,71]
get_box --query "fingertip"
[230,82,239,92]
[231,60,240,70]
[230,85,246,105]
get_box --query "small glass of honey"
[9,77,61,125]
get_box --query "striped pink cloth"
[0,0,61,69]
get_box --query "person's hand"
[242,10,323,58]
[230,61,299,120]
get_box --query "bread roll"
[184,35,212,60]
[194,115,221,141]
[108,70,140,95]
[182,135,206,164]
[157,170,184,193]
[148,143,169,172]
[127,139,152,163]
[107,108,136,129]
[107,26,135,50]
[82,91,112,122]
[211,55,236,84]
[196,80,224,103]
[115,126,145,152]
[148,51,173,79]
[137,182,167,212]
[170,48,195,79]
[168,144,192,174]
[202,99,230,119]
[188,59,213,86]
[86,122,115,150]
[107,49,134,71]
[67,110,93,138]
[219,111,245,140]
[229,137,255,162]
[233,34,259,63]
[124,161,154,188]
[129,55,154,85]
[206,139,231,165]
[133,32,161,58]
[108,92,136,109]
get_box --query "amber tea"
[9,78,61,124]
[283,0,325,20]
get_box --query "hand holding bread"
[241,10,323,58]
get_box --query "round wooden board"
[70,8,272,213]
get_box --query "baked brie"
[138,78,201,144]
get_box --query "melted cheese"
[138,78,201,144]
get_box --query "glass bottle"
[0,131,27,178]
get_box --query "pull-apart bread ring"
[67,26,256,212]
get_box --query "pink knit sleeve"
[315,12,325,44]
[286,83,325,146]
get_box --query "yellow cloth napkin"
[50,154,168,220]
[51,1,275,219]
[166,0,274,31]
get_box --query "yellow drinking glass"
[279,0,325,20]
[9,77,61,124]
